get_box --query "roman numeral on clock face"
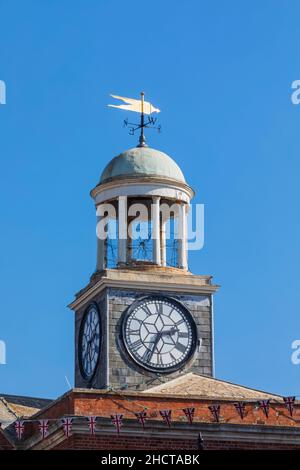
[142,348,153,363]
[131,339,143,352]
[157,354,163,365]
[141,305,152,316]
[175,342,186,353]
[156,302,164,315]
[178,332,189,338]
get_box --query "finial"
[138,92,147,147]
[108,93,161,147]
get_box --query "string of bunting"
[88,416,97,435]
[13,396,296,440]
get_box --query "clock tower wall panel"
[75,291,108,389]
[107,288,213,390]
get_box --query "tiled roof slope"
[144,373,281,400]
[0,394,52,428]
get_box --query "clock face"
[79,304,101,380]
[122,297,197,373]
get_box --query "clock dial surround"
[121,296,197,374]
[78,303,101,381]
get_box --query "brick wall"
[26,390,300,428]
[53,434,198,450]
[72,392,300,428]
[51,434,300,450]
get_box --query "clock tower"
[69,109,218,390]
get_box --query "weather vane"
[108,92,161,147]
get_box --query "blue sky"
[1,0,300,399]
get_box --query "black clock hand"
[84,336,95,363]
[161,327,179,336]
[82,345,90,373]
[88,330,97,345]
[142,332,161,362]
[84,342,91,363]
[85,331,98,362]
[141,334,156,363]
[146,328,178,361]
[83,339,90,358]
[148,332,162,361]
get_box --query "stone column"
[160,215,167,267]
[96,212,106,271]
[118,195,127,265]
[152,196,161,265]
[178,202,188,270]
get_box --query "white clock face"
[79,304,101,380]
[122,297,197,373]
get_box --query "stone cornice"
[68,269,220,311]
[69,387,279,403]
[90,175,195,202]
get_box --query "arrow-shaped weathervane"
[108,92,161,147]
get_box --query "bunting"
[38,420,49,440]
[135,411,147,429]
[258,400,270,418]
[62,417,73,438]
[15,420,25,440]
[208,405,220,422]
[11,396,299,441]
[159,409,172,428]
[88,416,97,435]
[234,402,246,420]
[183,407,195,424]
[111,414,123,435]
[283,396,295,417]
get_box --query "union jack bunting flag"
[135,411,147,429]
[182,407,195,424]
[159,409,172,428]
[258,400,270,418]
[15,420,25,440]
[61,417,73,438]
[111,414,123,435]
[283,396,296,417]
[208,405,220,422]
[234,402,246,419]
[38,419,49,440]
[88,416,97,435]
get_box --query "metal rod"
[138,91,147,147]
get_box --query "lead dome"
[99,146,186,184]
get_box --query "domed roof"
[99,147,186,184]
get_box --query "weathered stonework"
[74,270,217,390]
